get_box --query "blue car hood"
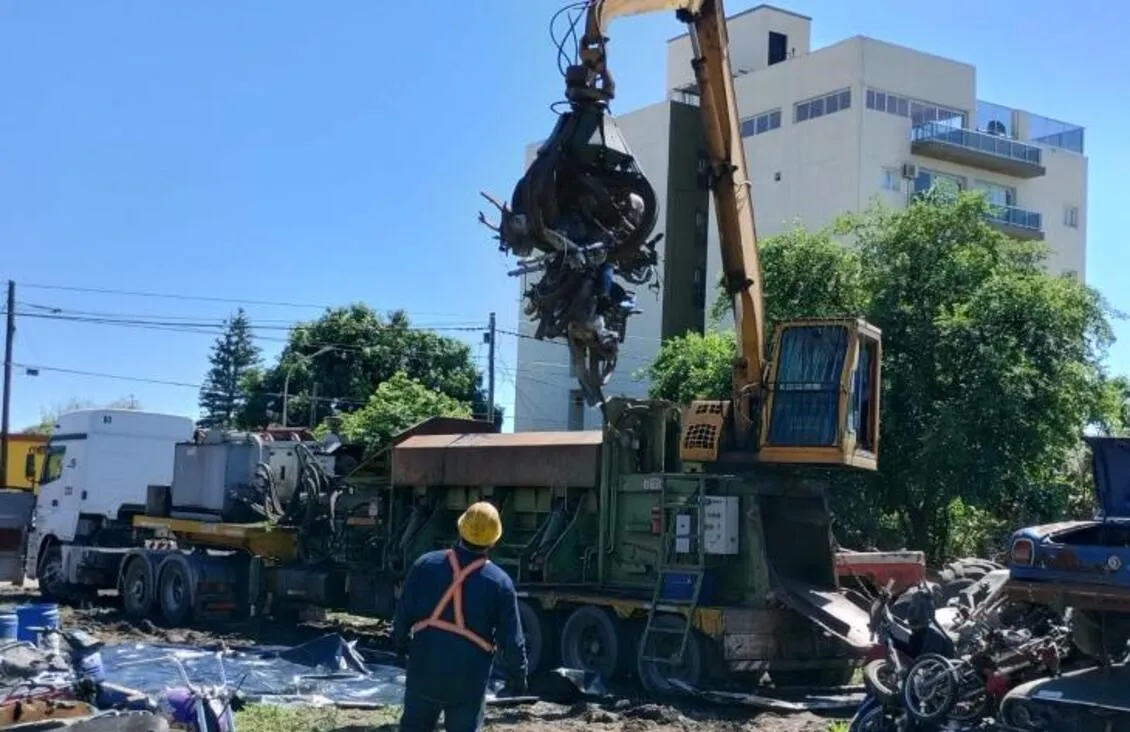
[1087,437,1130,519]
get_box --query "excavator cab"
[681,318,881,470]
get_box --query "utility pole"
[1,280,14,488]
[309,382,318,429]
[486,312,496,427]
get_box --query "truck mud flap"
[772,578,874,651]
[0,490,35,584]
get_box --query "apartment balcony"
[986,204,1044,241]
[911,123,1046,178]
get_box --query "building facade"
[513,4,1087,432]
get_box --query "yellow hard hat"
[458,501,503,547]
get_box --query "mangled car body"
[1007,436,1130,660]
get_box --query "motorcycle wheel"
[862,659,901,705]
[902,653,960,724]
[856,706,898,732]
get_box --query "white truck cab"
[26,409,195,587]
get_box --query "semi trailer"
[11,402,874,695]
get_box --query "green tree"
[22,396,142,434]
[336,371,472,453]
[236,304,502,429]
[198,308,261,428]
[645,192,1117,559]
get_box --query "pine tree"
[198,308,261,428]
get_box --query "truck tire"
[637,614,707,695]
[512,600,555,674]
[36,544,69,602]
[157,557,195,627]
[121,557,154,621]
[560,605,622,680]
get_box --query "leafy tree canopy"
[21,396,142,435]
[236,304,502,430]
[644,191,1118,560]
[335,371,472,453]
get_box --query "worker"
[393,501,528,732]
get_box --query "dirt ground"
[0,583,851,732]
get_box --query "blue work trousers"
[399,689,485,732]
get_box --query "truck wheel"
[637,614,707,694]
[121,558,154,621]
[158,559,194,627]
[512,600,555,674]
[37,545,69,602]
[560,605,621,680]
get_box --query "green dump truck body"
[373,398,872,689]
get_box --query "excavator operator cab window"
[765,324,850,448]
[850,334,880,454]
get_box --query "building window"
[973,180,1016,208]
[913,168,965,198]
[740,109,781,138]
[692,267,706,309]
[768,31,788,66]
[794,89,851,124]
[1064,205,1079,228]
[880,168,901,192]
[567,390,585,431]
[865,88,966,128]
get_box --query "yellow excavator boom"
[570,0,882,470]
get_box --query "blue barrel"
[0,611,17,641]
[16,603,59,642]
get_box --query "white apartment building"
[514,4,1088,432]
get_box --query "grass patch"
[236,704,401,732]
[826,721,850,732]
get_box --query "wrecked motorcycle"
[901,616,1070,726]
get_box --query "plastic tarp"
[96,634,407,706]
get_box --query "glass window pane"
[769,110,781,128]
[839,89,851,109]
[897,97,909,117]
[887,95,899,115]
[866,89,876,109]
[796,103,809,122]
[810,98,824,118]
[741,118,756,137]
[875,92,886,112]
[826,94,839,114]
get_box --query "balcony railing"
[911,122,1046,178]
[985,204,1043,240]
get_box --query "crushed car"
[1006,436,1130,662]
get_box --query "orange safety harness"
[410,549,496,654]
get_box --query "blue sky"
[0,1,1124,433]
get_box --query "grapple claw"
[487,46,659,403]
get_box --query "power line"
[13,362,371,407]
[17,301,484,328]
[17,281,469,318]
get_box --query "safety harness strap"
[410,549,496,654]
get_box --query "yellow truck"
[3,433,46,492]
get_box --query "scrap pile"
[478,2,661,407]
[0,603,410,732]
[851,572,1076,731]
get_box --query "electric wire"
[17,281,468,318]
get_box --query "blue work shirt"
[392,544,527,704]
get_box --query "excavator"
[480,0,882,470]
